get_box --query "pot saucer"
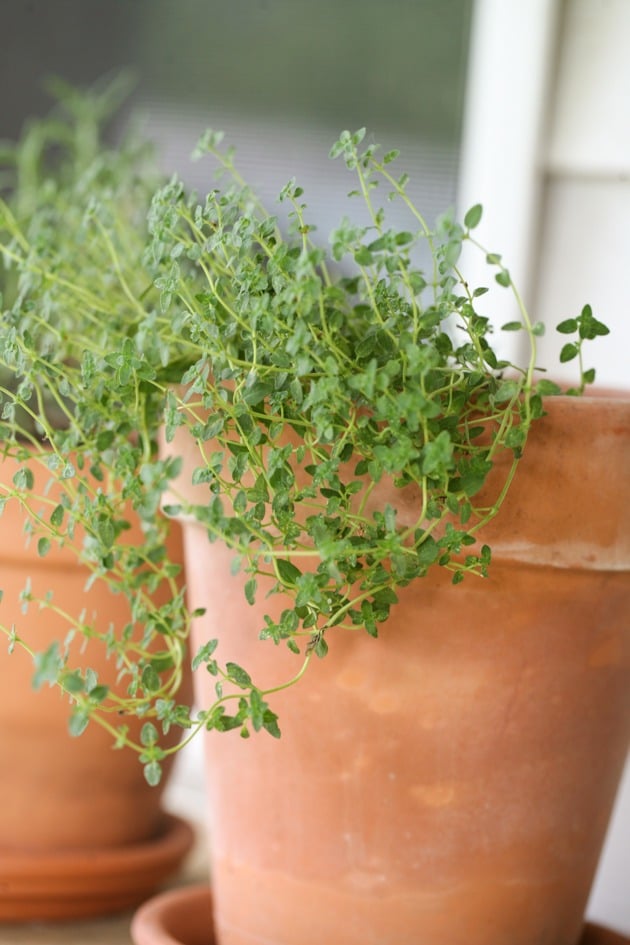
[0,813,194,921]
[131,884,630,945]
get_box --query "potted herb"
[0,80,192,920]
[2,117,628,945]
[139,129,630,945]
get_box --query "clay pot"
[132,885,214,945]
[132,886,630,945]
[161,394,630,945]
[0,454,193,920]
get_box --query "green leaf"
[505,427,526,452]
[559,342,579,363]
[144,761,162,787]
[249,688,265,731]
[62,671,85,694]
[493,380,520,403]
[226,662,252,689]
[529,394,544,419]
[141,665,162,693]
[12,467,34,491]
[96,430,115,450]
[192,465,216,485]
[68,708,90,738]
[192,639,218,672]
[328,137,346,159]
[88,684,109,704]
[501,321,523,332]
[464,204,482,229]
[140,722,159,747]
[50,504,65,528]
[244,578,257,605]
[37,537,51,557]
[416,536,440,567]
[421,431,454,477]
[361,600,378,637]
[242,380,274,406]
[262,709,281,739]
[578,304,610,340]
[354,246,374,266]
[276,559,302,585]
[556,318,578,334]
[32,642,63,690]
[96,517,115,549]
[150,651,176,672]
[536,379,562,396]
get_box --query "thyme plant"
[0,82,190,782]
[0,107,607,783]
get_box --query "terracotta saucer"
[0,813,194,921]
[131,884,630,945]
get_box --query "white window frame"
[456,0,560,356]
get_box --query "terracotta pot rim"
[132,882,214,945]
[131,883,630,945]
[537,389,630,406]
[0,813,194,921]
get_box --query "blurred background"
[2,0,628,935]
[1,0,471,269]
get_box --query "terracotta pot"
[132,885,214,945]
[0,454,193,919]
[162,394,630,945]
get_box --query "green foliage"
[556,304,609,393]
[0,87,609,785]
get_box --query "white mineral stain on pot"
[410,782,456,807]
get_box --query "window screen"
[2,0,472,248]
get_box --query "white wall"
[534,0,630,389]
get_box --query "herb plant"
[0,81,190,783]
[0,107,608,783]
